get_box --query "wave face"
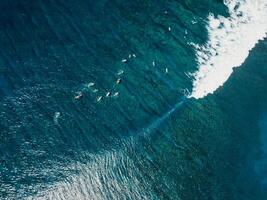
[190,0,267,99]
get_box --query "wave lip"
[190,0,267,99]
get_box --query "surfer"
[117,69,124,76]
[112,92,119,97]
[165,68,169,74]
[97,96,103,102]
[116,78,122,84]
[74,92,83,100]
[106,92,111,97]
[87,82,95,87]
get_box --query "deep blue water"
[0,0,267,199]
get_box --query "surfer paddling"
[74,92,83,100]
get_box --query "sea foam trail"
[190,0,267,99]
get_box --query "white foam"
[190,0,267,99]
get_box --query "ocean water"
[0,0,267,199]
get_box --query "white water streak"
[190,0,267,99]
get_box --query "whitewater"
[190,0,267,99]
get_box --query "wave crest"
[190,0,267,99]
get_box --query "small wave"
[190,0,267,99]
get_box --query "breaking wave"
[190,0,267,99]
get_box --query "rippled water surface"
[0,0,267,199]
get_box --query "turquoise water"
[0,0,267,199]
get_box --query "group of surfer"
[74,57,128,102]
[73,9,177,103]
[74,52,171,103]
